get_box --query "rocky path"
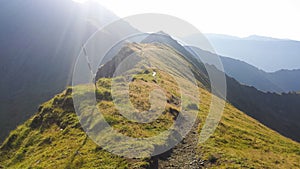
[149,119,205,169]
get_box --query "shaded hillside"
[220,57,283,92]
[225,74,300,142]
[268,69,300,92]
[0,0,137,142]
[219,56,300,93]
[1,43,299,168]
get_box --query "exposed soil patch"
[149,119,206,169]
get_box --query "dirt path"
[149,119,205,169]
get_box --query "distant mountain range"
[194,49,300,93]
[184,33,300,72]
[221,56,300,93]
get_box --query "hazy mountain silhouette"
[0,0,138,142]
[184,33,300,72]
[200,50,300,93]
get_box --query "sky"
[88,0,300,41]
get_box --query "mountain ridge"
[113,33,300,142]
[1,43,300,168]
[184,33,300,72]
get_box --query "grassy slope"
[0,76,299,168]
[198,89,300,168]
[0,82,148,169]
[0,43,299,168]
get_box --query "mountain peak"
[244,35,287,41]
[156,30,168,35]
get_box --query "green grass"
[0,70,182,168]
[1,43,300,168]
[197,89,300,168]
